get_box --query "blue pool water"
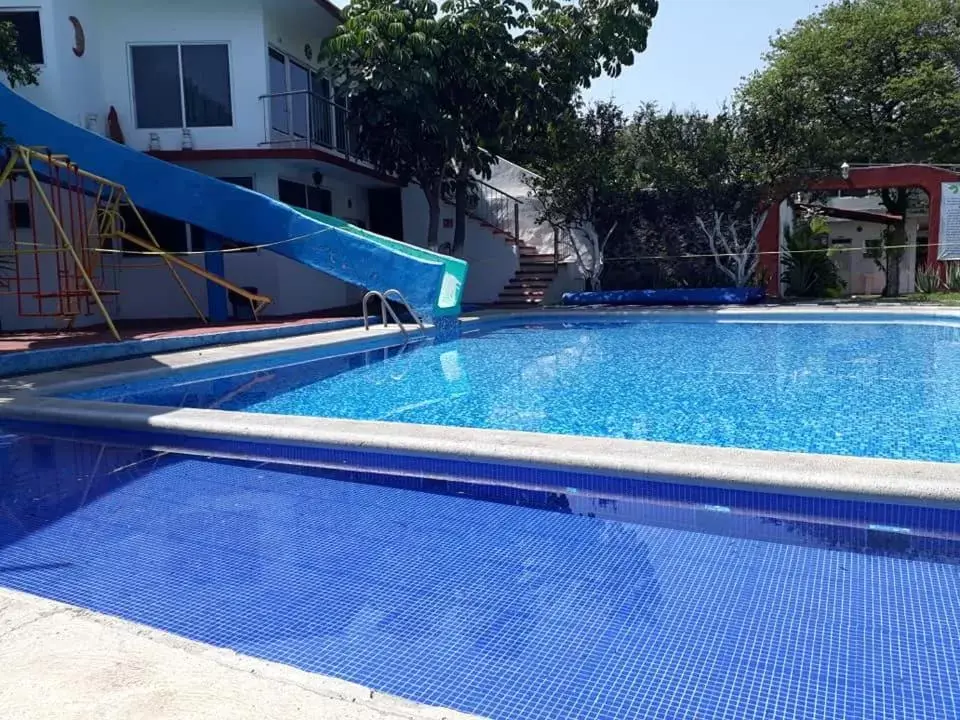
[76,319,960,462]
[0,429,958,719]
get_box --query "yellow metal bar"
[20,150,122,341]
[120,197,207,323]
[116,231,272,308]
[18,145,127,193]
[0,151,20,188]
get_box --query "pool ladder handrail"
[362,289,426,337]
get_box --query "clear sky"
[583,0,824,114]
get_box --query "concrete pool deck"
[0,588,481,720]
[2,305,960,506]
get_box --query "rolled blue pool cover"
[561,287,766,306]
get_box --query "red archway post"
[757,164,960,297]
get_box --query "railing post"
[553,227,559,271]
[513,202,520,242]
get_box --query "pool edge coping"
[2,305,960,506]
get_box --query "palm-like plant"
[0,254,12,290]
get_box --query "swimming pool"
[69,315,960,463]
[1,426,958,720]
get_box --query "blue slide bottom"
[0,86,463,319]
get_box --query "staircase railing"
[463,179,522,241]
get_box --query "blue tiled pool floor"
[1,433,959,719]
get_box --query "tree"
[0,20,37,89]
[323,0,451,250]
[324,0,660,253]
[437,0,535,256]
[737,0,960,295]
[534,103,779,291]
[531,102,641,289]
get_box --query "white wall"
[400,185,518,304]
[167,158,367,315]
[51,0,104,131]
[487,157,593,273]
[95,0,269,152]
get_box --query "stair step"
[500,289,546,297]
[490,300,547,309]
[513,273,556,282]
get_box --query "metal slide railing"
[361,289,425,338]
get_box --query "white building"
[0,0,571,333]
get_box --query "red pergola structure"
[757,164,960,295]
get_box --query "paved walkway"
[0,314,359,353]
[0,589,481,720]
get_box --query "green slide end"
[294,208,468,317]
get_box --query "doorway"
[368,188,403,241]
[278,178,332,215]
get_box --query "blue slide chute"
[0,86,465,319]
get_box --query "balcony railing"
[260,90,358,158]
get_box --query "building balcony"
[259,90,359,160]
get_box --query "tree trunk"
[452,164,469,257]
[884,222,906,297]
[879,189,909,298]
[423,178,441,251]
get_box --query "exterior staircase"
[490,243,559,309]
[462,178,561,309]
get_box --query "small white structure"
[776,193,922,296]
[0,0,565,332]
[822,195,919,295]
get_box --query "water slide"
[0,85,467,319]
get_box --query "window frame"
[278,177,331,215]
[0,9,44,66]
[7,200,32,230]
[267,45,342,149]
[129,41,235,130]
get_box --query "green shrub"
[915,263,943,293]
[781,216,845,298]
[945,262,960,292]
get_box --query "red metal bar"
[27,169,41,316]
[50,160,67,315]
[65,161,81,315]
[9,171,24,317]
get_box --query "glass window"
[181,44,232,128]
[131,45,183,129]
[278,178,307,209]
[8,201,31,229]
[289,61,310,139]
[0,11,43,64]
[279,179,331,215]
[268,49,289,136]
[131,44,232,129]
[119,206,188,254]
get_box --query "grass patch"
[898,292,960,306]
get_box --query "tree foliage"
[781,214,845,298]
[0,20,38,89]
[735,0,960,295]
[323,0,660,252]
[737,0,960,176]
[535,103,777,289]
